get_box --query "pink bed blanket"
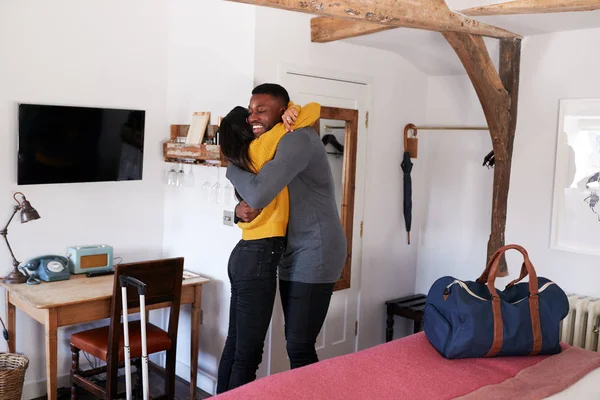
[214,332,600,400]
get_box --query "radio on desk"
[67,245,113,274]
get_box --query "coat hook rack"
[407,125,489,132]
[403,123,489,159]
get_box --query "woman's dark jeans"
[216,237,285,393]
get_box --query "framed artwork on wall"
[551,98,600,256]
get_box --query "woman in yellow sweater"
[216,101,320,393]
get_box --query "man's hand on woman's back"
[235,201,261,223]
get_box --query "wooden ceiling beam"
[226,0,520,39]
[311,0,598,44]
[462,0,600,16]
[311,17,394,43]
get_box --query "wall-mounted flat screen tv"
[18,103,145,185]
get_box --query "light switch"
[223,210,234,227]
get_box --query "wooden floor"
[32,368,211,400]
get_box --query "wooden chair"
[70,258,184,399]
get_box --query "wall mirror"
[314,106,358,291]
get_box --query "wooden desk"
[0,273,209,400]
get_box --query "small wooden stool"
[385,294,427,342]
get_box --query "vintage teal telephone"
[20,255,71,285]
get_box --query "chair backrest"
[105,257,184,398]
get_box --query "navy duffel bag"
[424,244,569,359]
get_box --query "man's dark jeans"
[216,237,285,394]
[280,279,335,369]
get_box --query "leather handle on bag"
[484,244,542,357]
[476,250,503,283]
[477,246,530,285]
[505,263,529,289]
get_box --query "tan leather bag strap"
[505,263,528,289]
[484,244,542,357]
[477,246,530,285]
[476,250,503,283]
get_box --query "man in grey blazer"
[226,83,347,370]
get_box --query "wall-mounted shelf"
[163,124,227,167]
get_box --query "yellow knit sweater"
[239,102,321,240]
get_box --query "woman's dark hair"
[218,106,254,172]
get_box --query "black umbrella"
[401,151,413,245]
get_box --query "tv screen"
[18,103,145,185]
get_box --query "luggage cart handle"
[119,275,147,296]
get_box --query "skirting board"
[176,359,217,396]
[22,355,162,399]
[21,359,208,399]
[21,354,98,399]
[21,353,210,399]
[23,374,71,400]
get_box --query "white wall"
[0,0,256,396]
[0,0,169,397]
[161,0,255,395]
[0,1,447,397]
[163,6,428,395]
[415,28,600,298]
[4,1,427,396]
[162,6,431,394]
[254,8,429,351]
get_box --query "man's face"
[247,94,286,137]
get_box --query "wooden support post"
[443,33,521,275]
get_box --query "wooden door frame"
[318,106,359,291]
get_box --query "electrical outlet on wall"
[223,210,234,227]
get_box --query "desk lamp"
[1,192,40,284]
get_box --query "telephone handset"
[20,255,71,285]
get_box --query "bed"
[213,332,600,400]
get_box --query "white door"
[266,67,369,375]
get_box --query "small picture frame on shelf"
[186,112,210,145]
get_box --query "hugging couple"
[216,83,346,393]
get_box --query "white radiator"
[559,295,600,351]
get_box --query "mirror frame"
[316,106,359,291]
